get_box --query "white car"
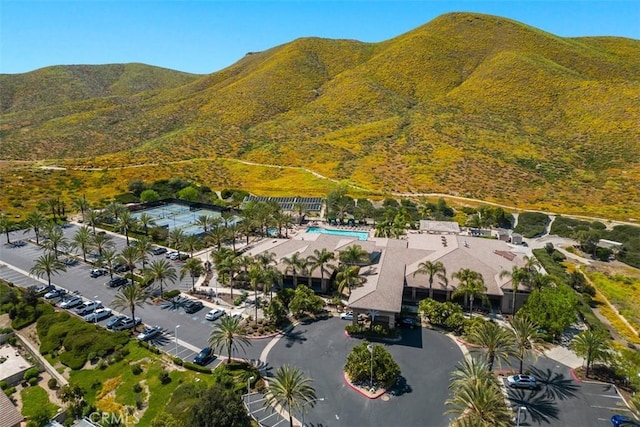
[83,308,112,323]
[75,300,103,316]
[205,309,225,321]
[340,311,354,320]
[59,295,83,309]
[165,251,178,259]
[506,374,537,389]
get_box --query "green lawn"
[21,385,59,420]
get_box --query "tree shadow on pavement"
[283,329,307,348]
[529,366,579,400]
[508,388,560,424]
[388,375,412,397]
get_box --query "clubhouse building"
[243,222,533,328]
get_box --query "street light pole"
[367,344,374,389]
[247,376,255,412]
[516,406,527,427]
[174,325,180,356]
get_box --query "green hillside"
[0,12,639,218]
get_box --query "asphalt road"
[265,317,464,427]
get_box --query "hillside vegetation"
[1,12,639,219]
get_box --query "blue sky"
[1,1,638,75]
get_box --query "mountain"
[1,12,639,216]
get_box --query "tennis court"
[131,203,238,236]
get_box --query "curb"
[343,372,387,399]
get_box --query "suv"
[75,300,102,316]
[194,347,215,366]
[90,268,108,278]
[114,263,131,273]
[151,247,167,255]
[112,317,141,331]
[60,295,83,309]
[106,276,128,288]
[184,300,204,314]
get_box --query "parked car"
[59,295,83,309]
[84,308,112,323]
[184,300,204,314]
[114,263,131,273]
[169,252,181,261]
[397,317,418,328]
[44,287,66,300]
[106,315,128,330]
[339,311,365,321]
[205,309,225,321]
[506,374,537,389]
[137,325,162,341]
[194,347,215,366]
[106,276,128,288]
[151,247,168,255]
[90,268,109,278]
[75,300,103,316]
[165,251,178,259]
[611,415,640,427]
[112,317,141,331]
[62,257,79,266]
[34,284,55,296]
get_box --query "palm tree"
[180,257,204,292]
[195,215,214,234]
[115,210,138,246]
[85,209,101,235]
[42,224,69,260]
[145,258,177,296]
[99,248,118,279]
[205,224,228,251]
[71,226,93,262]
[264,365,317,427]
[248,263,264,323]
[105,201,126,222]
[182,234,199,257]
[91,232,114,257]
[118,246,142,286]
[509,316,549,374]
[211,247,238,299]
[413,260,446,299]
[30,252,67,286]
[208,315,251,363]
[168,228,185,255]
[465,321,515,371]
[282,252,307,288]
[335,265,364,296]
[72,196,91,223]
[338,245,369,266]
[132,235,154,271]
[111,284,150,329]
[445,378,512,427]
[499,265,530,314]
[530,272,555,291]
[0,214,14,244]
[263,265,283,300]
[293,202,307,225]
[306,249,336,293]
[24,211,48,245]
[570,329,611,378]
[449,357,494,390]
[137,212,155,236]
[451,268,488,318]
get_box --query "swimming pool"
[306,227,369,241]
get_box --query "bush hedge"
[514,212,549,238]
[183,361,212,374]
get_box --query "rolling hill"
[0,12,639,218]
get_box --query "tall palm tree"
[293,202,307,225]
[0,214,14,244]
[509,316,549,374]
[168,228,185,255]
[85,209,101,235]
[111,283,150,329]
[335,265,364,296]
[451,269,488,318]
[145,258,177,296]
[570,330,611,378]
[449,357,494,390]
[71,226,93,262]
[306,249,336,293]
[264,365,317,427]
[137,212,155,236]
[91,232,114,257]
[30,252,67,286]
[282,252,307,288]
[413,260,447,299]
[248,263,264,323]
[263,265,283,300]
[99,248,118,279]
[42,224,69,260]
[180,257,204,292]
[72,196,91,223]
[182,234,199,257]
[445,378,512,427]
[132,235,154,271]
[211,247,238,299]
[205,224,228,251]
[338,245,369,266]
[116,210,138,246]
[105,201,126,222]
[195,214,214,234]
[208,315,251,363]
[118,246,142,286]
[499,265,530,314]
[530,272,555,291]
[465,321,515,371]
[24,211,48,245]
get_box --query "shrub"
[172,357,183,366]
[0,380,7,390]
[23,367,40,381]
[131,365,143,375]
[159,370,171,385]
[47,378,57,389]
[163,289,181,300]
[183,362,213,374]
[133,383,143,393]
[344,341,400,387]
[3,386,16,397]
[28,377,39,386]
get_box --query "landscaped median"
[342,341,400,400]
